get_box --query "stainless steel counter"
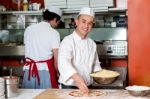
[0,46,24,57]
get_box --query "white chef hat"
[78,7,95,17]
[47,6,62,17]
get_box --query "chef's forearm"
[71,73,89,94]
[71,73,87,86]
[71,73,82,82]
[52,49,59,74]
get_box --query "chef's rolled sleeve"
[93,52,102,72]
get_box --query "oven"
[97,40,127,57]
[94,40,128,89]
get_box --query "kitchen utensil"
[126,85,150,97]
[4,76,19,98]
[93,76,117,84]
[90,69,120,84]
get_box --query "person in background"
[58,7,102,95]
[57,20,65,28]
[69,18,76,28]
[22,6,62,89]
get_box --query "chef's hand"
[71,73,89,95]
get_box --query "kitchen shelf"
[99,55,128,59]
[0,11,42,15]
[0,12,42,45]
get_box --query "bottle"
[23,0,28,11]
[16,0,21,11]
[28,0,33,11]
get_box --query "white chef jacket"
[24,21,60,70]
[58,31,101,86]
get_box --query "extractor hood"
[62,7,108,14]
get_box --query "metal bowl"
[90,69,120,84]
[3,76,19,98]
[126,85,150,97]
[93,76,117,84]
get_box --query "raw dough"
[69,90,106,97]
[90,69,120,78]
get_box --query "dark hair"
[42,9,61,21]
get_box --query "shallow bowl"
[126,85,150,97]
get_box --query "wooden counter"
[8,89,150,99]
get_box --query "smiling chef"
[58,7,102,95]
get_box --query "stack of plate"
[0,77,5,99]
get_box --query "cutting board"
[34,89,63,99]
[34,89,106,99]
[34,89,80,99]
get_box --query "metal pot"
[4,76,19,98]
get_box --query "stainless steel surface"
[89,27,127,41]
[0,30,9,44]
[0,46,24,56]
[0,11,42,15]
[0,12,41,46]
[4,76,19,98]
[97,41,127,57]
[93,76,117,84]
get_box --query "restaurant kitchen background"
[1,0,149,89]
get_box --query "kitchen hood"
[62,7,108,14]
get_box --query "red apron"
[24,57,58,88]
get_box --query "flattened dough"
[69,90,106,97]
